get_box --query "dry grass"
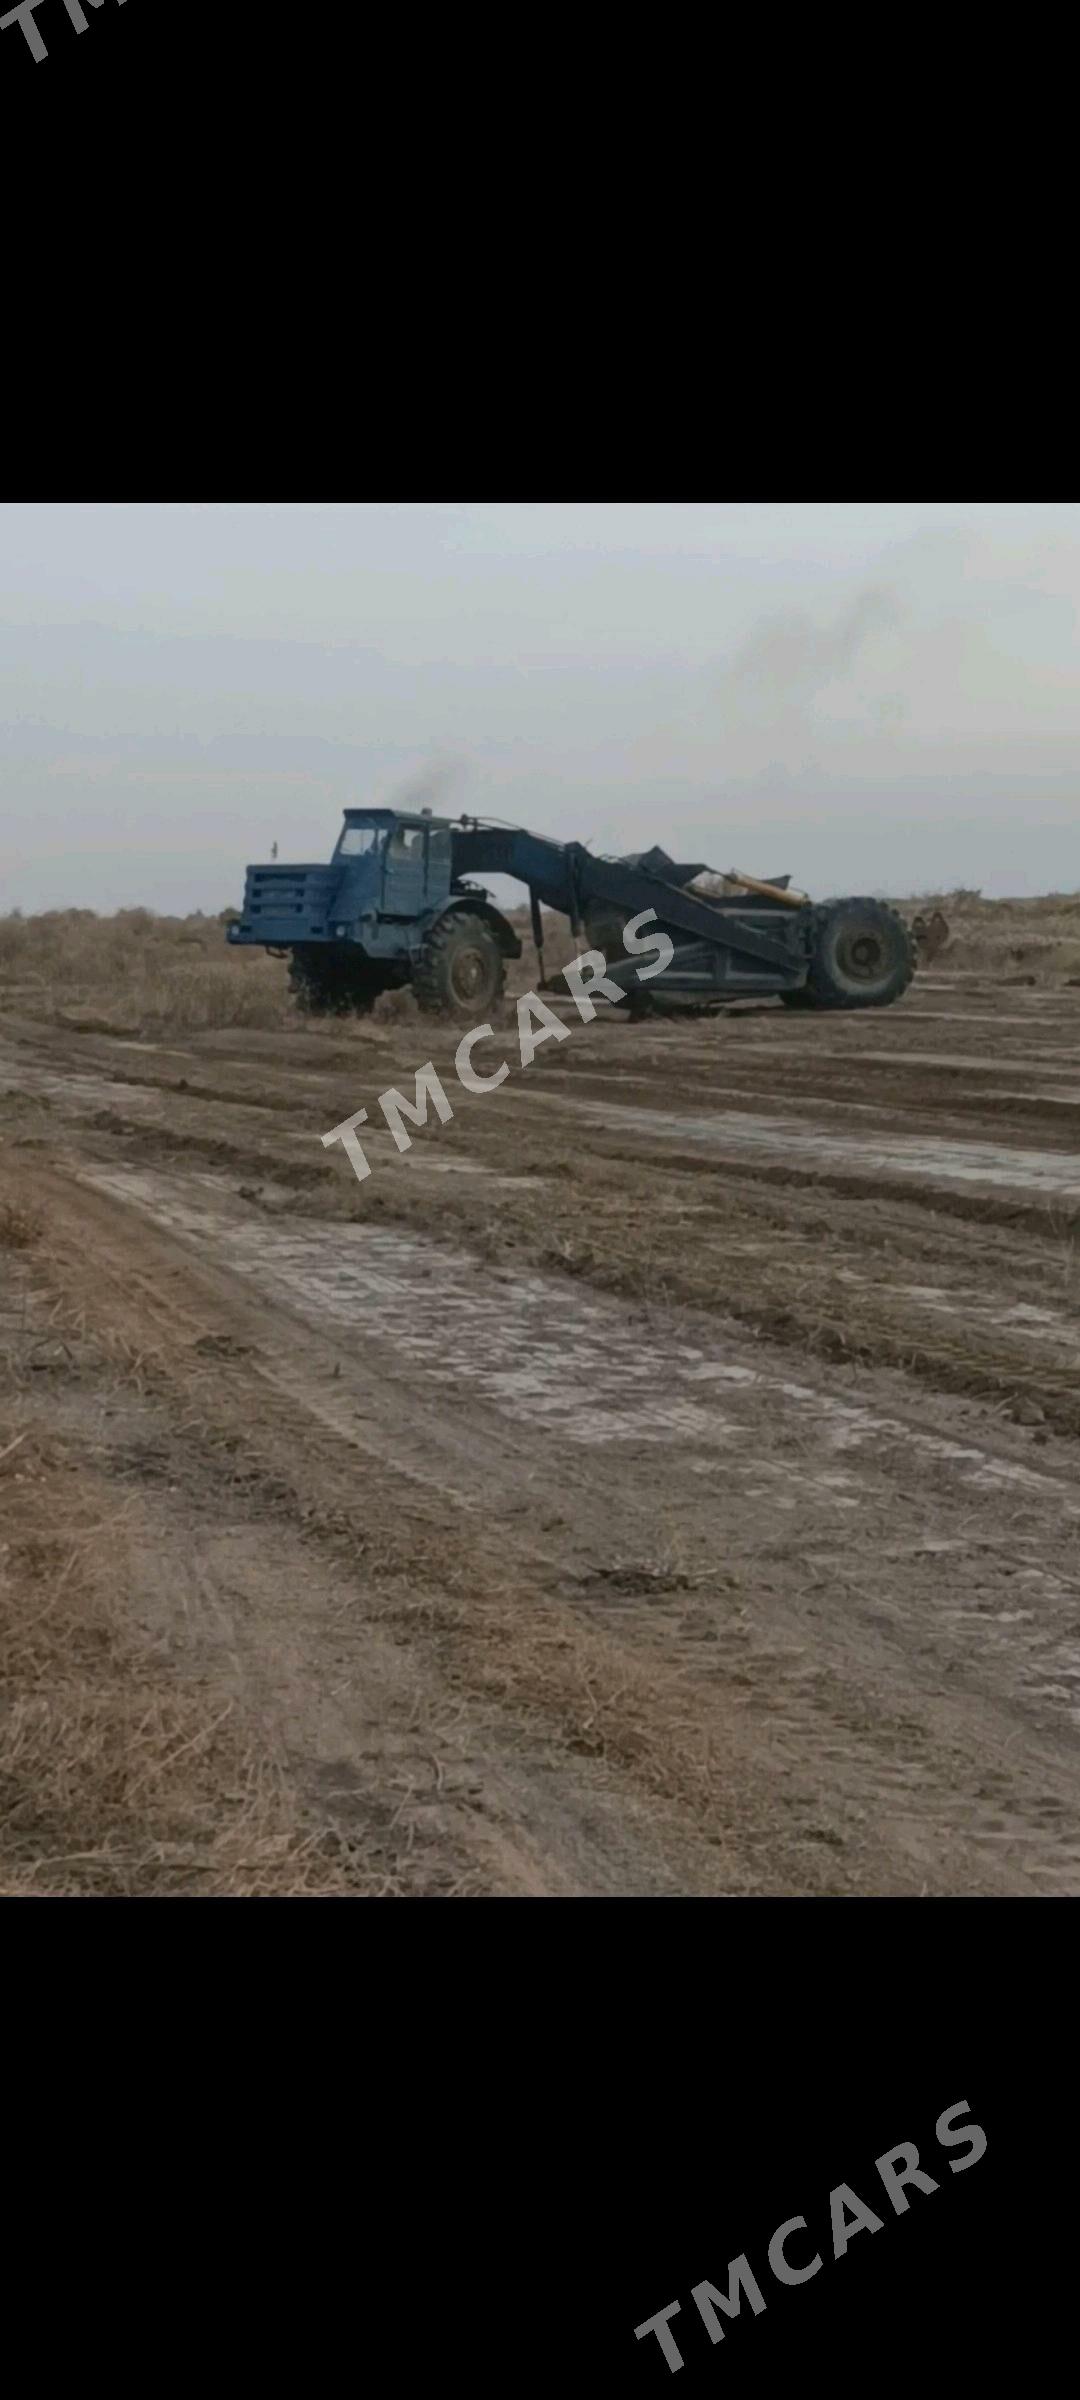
[0,1312,350,1896]
[0,1477,350,1896]
[0,1469,348,1896]
[896,888,1080,982]
[0,907,290,1033]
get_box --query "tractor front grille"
[242,864,340,937]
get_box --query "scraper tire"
[803,898,915,1011]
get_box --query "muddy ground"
[3,968,1080,1894]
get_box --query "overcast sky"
[2,501,1078,912]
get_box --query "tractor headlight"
[336,923,348,938]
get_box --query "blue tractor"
[226,806,522,1018]
[226,807,916,1019]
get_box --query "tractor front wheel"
[288,947,390,1017]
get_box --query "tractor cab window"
[338,825,382,858]
[387,826,424,859]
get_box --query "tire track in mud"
[6,1012,1080,1894]
[72,1161,1080,1516]
[7,1009,1080,1428]
[525,1092,1080,1199]
[1,1180,746,1896]
[6,1018,1080,1425]
[9,1010,1080,1217]
[45,1156,1080,1894]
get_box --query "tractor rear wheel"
[802,898,915,1010]
[414,912,506,1020]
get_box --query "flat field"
[3,893,1080,1893]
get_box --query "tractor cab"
[227,805,456,952]
[333,807,453,921]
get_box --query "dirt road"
[3,972,1080,1893]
